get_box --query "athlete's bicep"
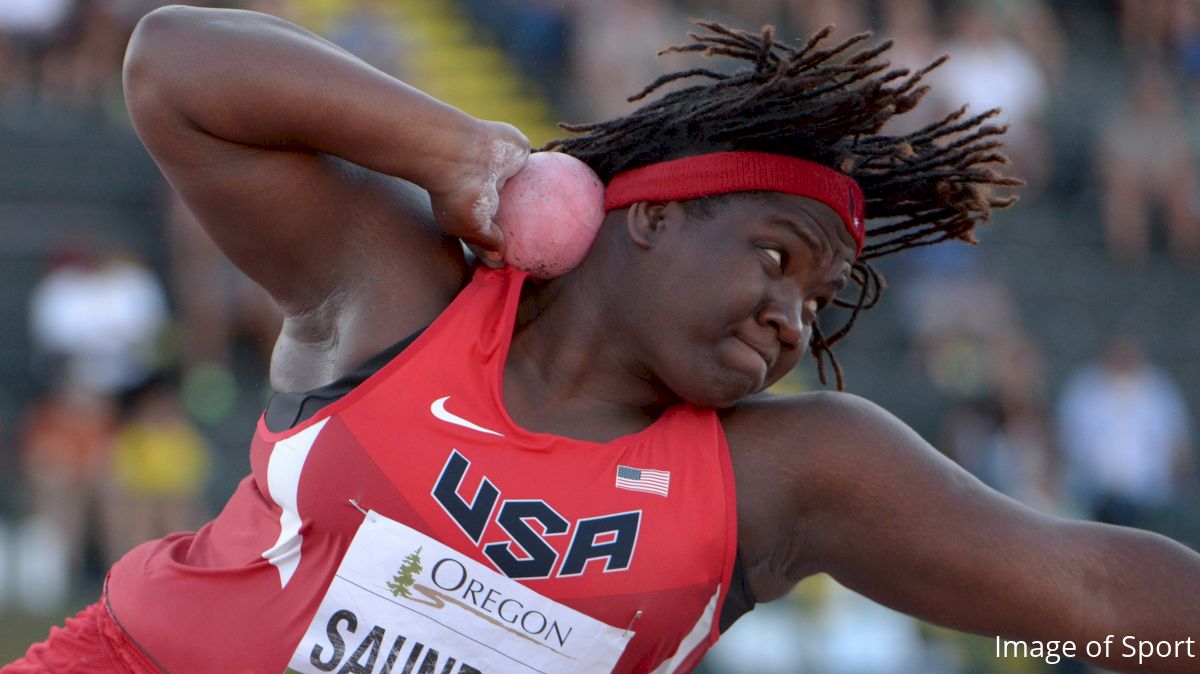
[728,393,1092,640]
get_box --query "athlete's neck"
[504,262,677,441]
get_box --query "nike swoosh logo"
[431,396,504,437]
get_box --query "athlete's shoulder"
[720,389,894,449]
[721,389,956,599]
[721,389,933,490]
[718,391,890,599]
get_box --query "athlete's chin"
[657,348,767,408]
[676,372,762,409]
[697,365,799,407]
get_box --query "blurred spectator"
[18,379,115,584]
[23,243,170,595]
[1057,336,1193,529]
[930,2,1052,194]
[105,377,211,561]
[30,247,169,396]
[1097,62,1200,266]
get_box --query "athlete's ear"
[627,201,686,250]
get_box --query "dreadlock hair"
[542,21,1022,390]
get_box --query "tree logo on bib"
[375,551,581,655]
[387,547,423,598]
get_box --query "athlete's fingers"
[466,242,504,267]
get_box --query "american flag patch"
[615,465,670,497]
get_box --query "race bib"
[287,510,635,674]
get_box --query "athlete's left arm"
[723,392,1200,674]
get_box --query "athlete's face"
[628,192,856,408]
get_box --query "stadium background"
[1,0,1199,672]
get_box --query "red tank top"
[107,267,738,674]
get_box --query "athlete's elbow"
[124,6,187,93]
[129,5,200,53]
[125,5,215,128]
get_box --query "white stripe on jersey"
[262,418,329,587]
[650,584,721,673]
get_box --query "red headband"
[603,151,866,255]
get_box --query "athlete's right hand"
[426,121,530,264]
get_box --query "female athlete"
[6,6,1200,674]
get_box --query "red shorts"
[1,595,161,674]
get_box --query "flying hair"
[543,21,1022,389]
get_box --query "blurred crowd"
[1,1,1199,672]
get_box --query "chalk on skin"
[495,151,605,279]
